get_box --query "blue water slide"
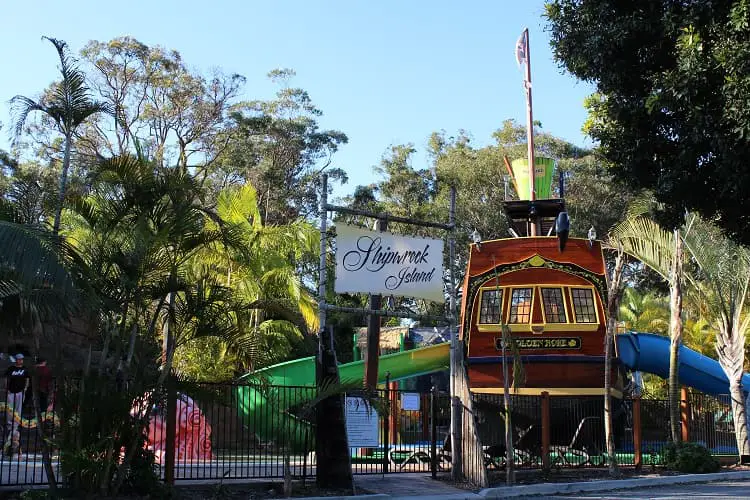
[616,332,750,396]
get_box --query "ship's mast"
[521,28,538,235]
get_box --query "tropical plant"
[609,208,687,444]
[603,246,626,475]
[618,288,669,334]
[0,201,93,496]
[682,216,750,458]
[10,37,117,234]
[682,318,716,357]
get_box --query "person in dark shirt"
[5,354,29,435]
[35,358,52,412]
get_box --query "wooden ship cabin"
[459,171,624,397]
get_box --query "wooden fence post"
[389,381,399,445]
[431,386,438,479]
[633,397,642,471]
[541,391,551,470]
[680,387,690,442]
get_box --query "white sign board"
[335,223,445,303]
[401,392,420,411]
[345,397,379,448]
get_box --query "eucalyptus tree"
[10,37,116,234]
[222,69,348,224]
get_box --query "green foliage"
[663,442,720,473]
[547,0,750,244]
[618,288,669,334]
[56,365,161,496]
[223,69,348,224]
[174,337,238,382]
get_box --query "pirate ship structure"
[458,29,620,397]
[458,185,621,396]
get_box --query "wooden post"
[364,219,387,389]
[448,187,463,480]
[633,397,642,471]
[383,373,391,474]
[389,381,399,445]
[681,387,690,442]
[541,391,551,470]
[422,393,430,441]
[430,385,438,479]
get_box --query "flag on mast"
[515,28,529,72]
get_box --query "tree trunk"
[605,249,625,476]
[31,365,58,496]
[668,230,684,444]
[501,328,514,485]
[728,381,750,460]
[52,133,72,235]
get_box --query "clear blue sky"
[0,0,594,200]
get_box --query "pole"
[523,28,538,236]
[633,397,642,471]
[681,387,690,442]
[541,391,551,471]
[431,385,438,479]
[365,218,388,390]
[448,186,462,479]
[318,173,328,363]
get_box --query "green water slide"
[234,343,449,450]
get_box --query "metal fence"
[0,383,742,487]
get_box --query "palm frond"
[9,95,48,139]
[607,216,674,281]
[0,221,80,299]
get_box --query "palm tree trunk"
[52,133,72,235]
[605,249,625,476]
[31,326,58,496]
[668,229,684,444]
[501,329,514,485]
[728,380,750,459]
[717,328,750,461]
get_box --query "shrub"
[663,442,720,473]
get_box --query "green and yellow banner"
[511,157,556,200]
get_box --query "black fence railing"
[0,382,743,487]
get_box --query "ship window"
[541,288,567,323]
[508,288,532,323]
[478,289,502,324]
[571,288,597,323]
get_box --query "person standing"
[5,354,29,435]
[35,358,52,413]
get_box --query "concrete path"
[354,473,472,498]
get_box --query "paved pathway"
[545,479,750,499]
[354,473,472,497]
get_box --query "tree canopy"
[546,0,750,243]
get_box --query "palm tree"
[0,202,85,496]
[195,183,320,371]
[682,217,750,459]
[603,245,626,475]
[609,211,686,444]
[10,36,116,235]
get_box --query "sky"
[0,0,595,201]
